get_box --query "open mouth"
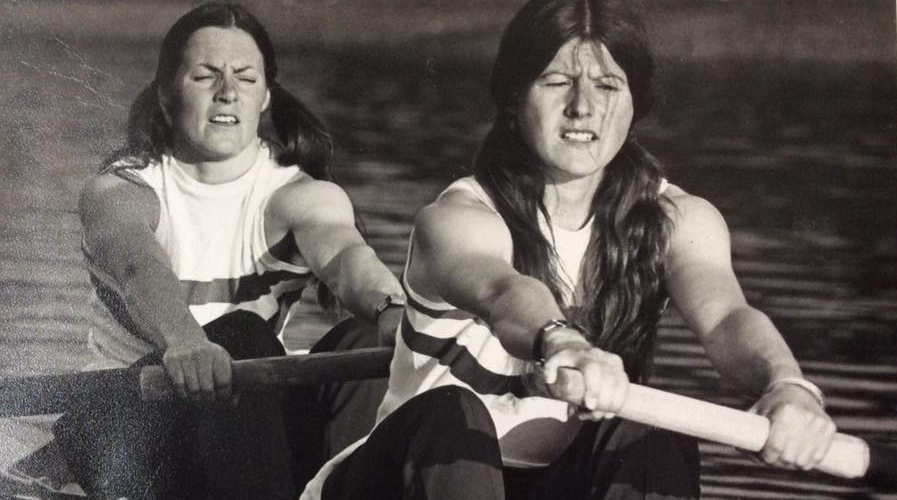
[209,114,240,125]
[561,130,597,143]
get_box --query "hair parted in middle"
[107,3,332,181]
[474,0,672,380]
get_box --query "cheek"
[174,94,205,126]
[521,103,554,149]
[246,86,268,110]
[605,92,634,137]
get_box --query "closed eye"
[542,78,571,87]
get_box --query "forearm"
[474,274,580,360]
[325,244,403,321]
[122,265,205,348]
[92,244,204,349]
[80,175,205,352]
[702,306,802,396]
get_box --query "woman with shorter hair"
[300,0,835,499]
[54,3,403,500]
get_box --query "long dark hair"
[105,3,332,180]
[474,0,672,380]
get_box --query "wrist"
[532,319,588,362]
[374,292,406,323]
[762,377,825,409]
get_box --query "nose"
[214,76,238,103]
[564,82,592,119]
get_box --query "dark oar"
[1,348,893,489]
[0,347,393,417]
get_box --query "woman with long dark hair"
[300,0,835,499]
[54,4,404,499]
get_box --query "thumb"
[553,367,585,402]
[542,357,560,384]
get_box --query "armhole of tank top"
[401,229,455,312]
[440,177,499,215]
[403,177,501,311]
[111,165,165,235]
[256,169,312,274]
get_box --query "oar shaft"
[139,347,393,401]
[0,348,393,417]
[2,350,892,488]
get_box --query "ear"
[262,88,271,113]
[156,85,173,125]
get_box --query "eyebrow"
[539,70,627,82]
[196,64,258,73]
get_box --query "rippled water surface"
[1,1,895,498]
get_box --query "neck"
[543,171,603,230]
[172,140,262,184]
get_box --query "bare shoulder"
[414,188,513,262]
[268,177,354,226]
[663,183,728,237]
[662,183,732,267]
[80,171,159,230]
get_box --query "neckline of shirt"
[165,141,268,199]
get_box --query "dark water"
[1,2,896,498]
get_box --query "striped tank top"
[301,176,670,499]
[379,176,588,468]
[85,141,314,368]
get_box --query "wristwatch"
[532,319,585,363]
[374,293,406,321]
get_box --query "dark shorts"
[54,311,386,500]
[319,385,700,500]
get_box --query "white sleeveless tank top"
[85,142,314,367]
[301,176,670,499]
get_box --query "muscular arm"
[664,195,801,394]
[80,173,231,400]
[80,173,205,348]
[267,180,403,326]
[408,192,626,415]
[664,191,835,468]
[409,195,565,357]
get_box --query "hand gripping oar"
[553,369,896,489]
[1,349,893,488]
[138,347,392,400]
[0,347,392,418]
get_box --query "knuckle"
[766,439,785,455]
[606,353,624,368]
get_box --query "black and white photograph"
[0,0,895,499]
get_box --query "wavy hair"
[474,0,672,380]
[104,3,332,180]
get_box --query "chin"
[203,140,254,160]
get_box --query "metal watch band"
[532,318,584,363]
[374,293,406,321]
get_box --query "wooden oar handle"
[139,347,393,401]
[621,383,870,479]
[554,369,875,481]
